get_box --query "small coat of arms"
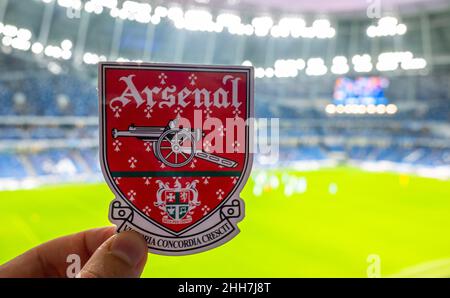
[155,180,200,225]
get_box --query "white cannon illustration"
[112,119,238,168]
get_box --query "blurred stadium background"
[1,0,450,277]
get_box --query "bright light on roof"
[255,67,265,78]
[352,54,373,73]
[376,51,426,71]
[102,1,153,22]
[41,0,337,39]
[325,104,336,114]
[279,17,305,29]
[401,58,427,70]
[270,25,290,38]
[168,6,183,21]
[367,16,407,37]
[217,13,241,27]
[16,29,32,41]
[5,2,429,75]
[61,39,73,50]
[306,58,327,76]
[252,16,273,37]
[331,56,349,74]
[386,104,398,114]
[154,6,168,17]
[57,0,82,10]
[151,15,161,25]
[396,23,407,35]
[278,17,305,38]
[376,104,386,114]
[99,0,118,9]
[184,9,216,32]
[336,105,345,114]
[31,42,44,54]
[83,52,107,64]
[85,1,104,14]
[295,59,306,70]
[312,19,335,38]
[326,104,395,115]
[274,59,299,78]
[248,50,424,79]
[264,67,274,78]
[3,25,18,37]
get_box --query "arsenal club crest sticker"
[99,63,254,255]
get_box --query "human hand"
[0,227,148,278]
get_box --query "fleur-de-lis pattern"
[128,156,137,168]
[111,105,122,118]
[144,105,153,118]
[143,206,151,216]
[144,141,152,152]
[203,140,212,152]
[174,107,183,115]
[232,141,241,153]
[127,189,136,201]
[172,176,182,181]
[143,177,151,185]
[188,73,197,85]
[216,189,225,200]
[113,140,122,152]
[203,107,212,119]
[190,158,197,168]
[158,72,168,84]
[218,125,226,137]
[201,205,210,215]
[232,108,241,119]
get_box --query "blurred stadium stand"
[0,0,450,189]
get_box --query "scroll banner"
[110,198,242,254]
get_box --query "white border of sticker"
[99,62,254,255]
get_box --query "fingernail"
[110,231,147,267]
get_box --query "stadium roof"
[199,0,450,15]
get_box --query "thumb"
[78,231,148,278]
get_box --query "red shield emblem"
[99,63,253,255]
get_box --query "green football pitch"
[1,167,450,277]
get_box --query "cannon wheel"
[155,129,196,168]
